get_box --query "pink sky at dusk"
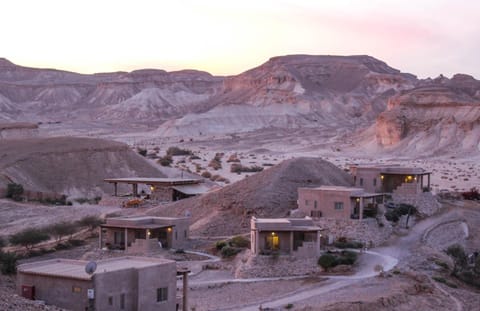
[2,0,479,78]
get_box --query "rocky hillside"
[0,58,222,125]
[147,157,353,236]
[375,74,480,155]
[156,55,417,137]
[0,137,165,198]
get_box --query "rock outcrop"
[375,74,480,154]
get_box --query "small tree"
[0,252,18,275]
[318,253,337,271]
[77,215,102,232]
[48,221,78,242]
[9,228,50,251]
[136,147,147,157]
[6,183,24,201]
[446,244,467,275]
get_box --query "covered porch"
[350,193,385,220]
[99,223,174,253]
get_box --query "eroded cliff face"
[375,75,480,153]
[156,55,416,137]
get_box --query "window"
[120,294,125,309]
[157,287,168,302]
[310,210,322,218]
[334,202,344,210]
[305,200,309,206]
[353,176,357,184]
[359,178,363,186]
[184,230,187,238]
[175,231,178,240]
[108,296,113,306]
[314,200,318,209]
[373,178,377,186]
[72,286,82,293]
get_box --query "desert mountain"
[375,74,480,155]
[1,55,479,154]
[0,137,165,198]
[0,58,222,125]
[156,55,417,137]
[147,157,353,236]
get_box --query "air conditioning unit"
[21,285,35,300]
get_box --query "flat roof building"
[349,164,431,195]
[17,256,177,311]
[298,186,384,220]
[100,216,190,253]
[251,217,322,258]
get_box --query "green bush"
[6,183,24,201]
[0,251,18,274]
[220,246,241,258]
[230,235,250,248]
[201,171,212,179]
[136,147,147,157]
[432,276,446,283]
[318,253,337,271]
[9,228,50,251]
[166,147,192,156]
[158,155,173,167]
[215,240,228,250]
[77,215,103,232]
[337,251,358,265]
[47,221,78,242]
[385,204,417,223]
[334,240,363,249]
[230,164,264,173]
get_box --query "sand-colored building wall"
[94,268,138,311]
[136,262,177,311]
[16,273,92,311]
[351,167,382,193]
[298,188,354,220]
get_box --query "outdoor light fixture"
[150,185,155,191]
[380,175,384,179]
[356,198,360,202]
[271,232,275,236]
[167,227,172,232]
[147,230,151,236]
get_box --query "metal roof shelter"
[104,177,205,198]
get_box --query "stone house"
[298,186,384,221]
[250,217,321,258]
[17,256,177,311]
[349,164,431,195]
[99,216,189,252]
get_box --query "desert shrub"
[77,215,103,232]
[432,276,446,283]
[136,147,147,157]
[226,154,240,163]
[435,260,449,270]
[166,147,192,156]
[446,244,468,274]
[215,240,228,250]
[158,155,173,167]
[318,253,337,271]
[285,303,294,309]
[220,246,241,258]
[230,164,264,173]
[336,251,358,265]
[230,235,250,248]
[6,183,24,201]
[334,240,363,249]
[47,221,78,242]
[0,252,18,274]
[189,155,201,160]
[9,228,50,251]
[385,204,417,222]
[201,171,212,179]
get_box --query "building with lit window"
[349,164,431,195]
[99,216,190,252]
[17,257,178,311]
[298,186,384,220]
[250,217,321,258]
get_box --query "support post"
[124,228,128,252]
[289,231,294,253]
[182,271,188,311]
[98,227,102,249]
[114,182,118,196]
[359,198,364,220]
[316,231,321,255]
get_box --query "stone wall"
[314,217,393,247]
[235,250,320,278]
[392,192,441,217]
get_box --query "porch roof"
[101,224,173,230]
[104,177,202,186]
